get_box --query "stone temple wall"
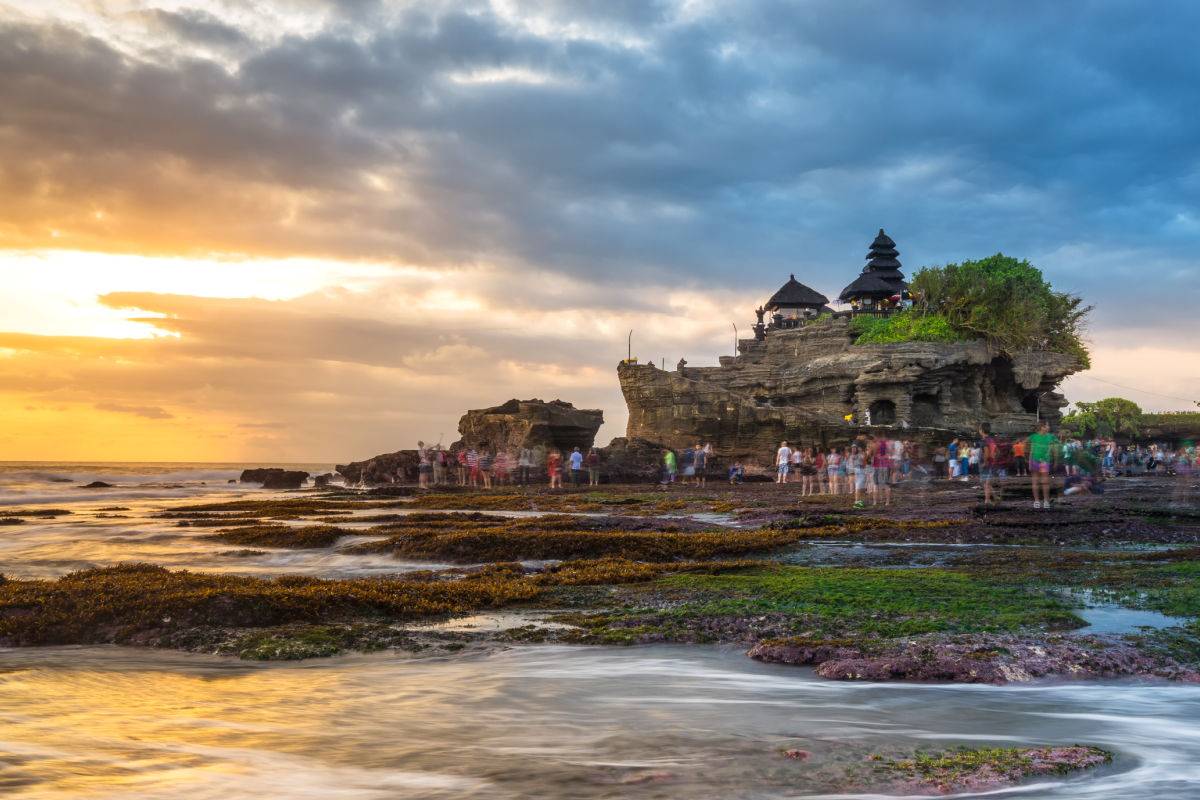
[618,317,1080,463]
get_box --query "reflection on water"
[3,644,1200,799]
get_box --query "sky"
[2,0,1198,463]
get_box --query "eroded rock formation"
[454,398,604,453]
[618,316,1080,465]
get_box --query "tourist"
[457,449,469,486]
[1063,472,1103,497]
[1029,420,1059,509]
[795,448,812,496]
[547,449,563,489]
[467,447,481,488]
[960,440,972,482]
[587,449,601,486]
[934,443,948,479]
[659,449,677,491]
[1172,446,1194,505]
[1011,438,1028,477]
[890,437,905,489]
[728,461,744,484]
[776,441,792,484]
[948,438,960,479]
[569,446,584,488]
[849,444,867,507]
[694,442,709,488]
[979,423,999,504]
[826,447,842,494]
[493,449,509,486]
[873,438,892,506]
[417,441,431,489]
[518,447,534,486]
[478,449,492,489]
[431,446,444,485]
[681,445,696,485]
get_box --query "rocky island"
[618,231,1084,465]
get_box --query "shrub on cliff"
[849,312,962,344]
[910,254,1091,366]
[851,255,1090,367]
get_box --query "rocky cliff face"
[618,317,1080,464]
[454,398,604,453]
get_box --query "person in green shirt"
[658,449,677,491]
[1029,420,1060,508]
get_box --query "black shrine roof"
[839,273,902,300]
[840,228,908,301]
[766,274,829,308]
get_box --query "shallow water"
[4,462,1200,798]
[2,644,1199,799]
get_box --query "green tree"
[1062,397,1143,439]
[908,254,1092,367]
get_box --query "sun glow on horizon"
[0,250,403,339]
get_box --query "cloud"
[94,402,175,419]
[1,0,1197,457]
[2,1,1195,292]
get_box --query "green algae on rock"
[853,745,1111,794]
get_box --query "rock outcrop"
[239,468,310,489]
[336,452,417,485]
[336,399,604,486]
[455,398,604,453]
[619,316,1080,465]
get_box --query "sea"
[2,461,1200,799]
[0,460,340,508]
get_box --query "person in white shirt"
[776,441,792,484]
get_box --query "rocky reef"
[337,398,603,485]
[239,468,310,489]
[618,316,1080,465]
[747,632,1200,684]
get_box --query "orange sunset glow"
[3,0,1197,463]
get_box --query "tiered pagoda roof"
[839,228,908,302]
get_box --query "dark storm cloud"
[2,1,1198,302]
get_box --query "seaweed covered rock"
[748,632,1200,683]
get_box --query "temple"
[756,274,831,334]
[616,229,1082,462]
[839,229,909,312]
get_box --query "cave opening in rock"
[869,399,896,426]
[911,394,940,427]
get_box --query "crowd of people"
[415,442,602,489]
[757,422,1197,507]
[405,430,1196,506]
